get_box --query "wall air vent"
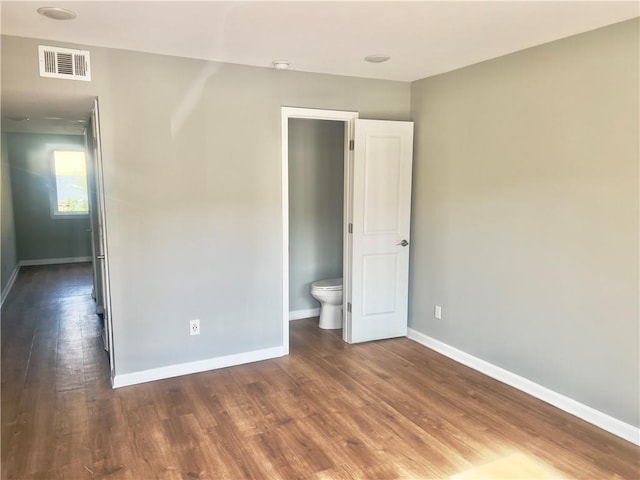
[38,45,91,81]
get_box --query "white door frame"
[90,97,115,382]
[281,107,358,350]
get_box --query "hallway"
[1,263,111,478]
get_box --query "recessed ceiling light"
[7,116,30,122]
[37,7,77,21]
[273,60,290,71]
[365,54,391,64]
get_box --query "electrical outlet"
[190,319,200,336]
[434,305,442,320]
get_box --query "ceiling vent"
[38,45,91,81]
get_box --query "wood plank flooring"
[1,264,639,479]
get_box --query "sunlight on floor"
[450,452,563,480]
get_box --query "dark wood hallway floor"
[1,264,639,479]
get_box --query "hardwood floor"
[1,264,639,479]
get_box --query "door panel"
[348,119,413,343]
[363,136,402,234]
[362,254,398,315]
[85,119,104,314]
[89,98,114,376]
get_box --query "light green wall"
[6,133,92,261]
[409,19,639,427]
[1,34,411,375]
[1,132,18,296]
[5,19,635,431]
[289,119,344,312]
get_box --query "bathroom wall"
[289,119,345,314]
[1,132,18,300]
[409,18,639,427]
[6,132,92,261]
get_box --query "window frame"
[49,147,90,219]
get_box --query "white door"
[85,118,104,316]
[346,119,414,343]
[89,98,114,373]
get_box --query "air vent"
[38,45,91,81]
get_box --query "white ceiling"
[1,1,638,134]
[2,1,638,82]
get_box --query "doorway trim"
[281,107,358,351]
[88,97,115,383]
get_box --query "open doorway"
[281,108,358,350]
[288,118,345,327]
[282,108,415,349]
[1,96,113,377]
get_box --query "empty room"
[1,2,638,479]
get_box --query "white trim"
[407,328,640,446]
[90,97,116,386]
[1,263,21,307]
[112,345,287,388]
[289,308,320,321]
[281,107,359,353]
[281,109,291,355]
[19,256,92,266]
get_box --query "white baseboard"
[112,345,287,388]
[289,308,320,321]
[19,256,92,267]
[1,263,21,307]
[407,328,640,446]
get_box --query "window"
[51,150,89,217]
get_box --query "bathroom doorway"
[282,107,414,350]
[288,118,345,319]
[282,108,358,349]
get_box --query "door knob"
[398,240,409,247]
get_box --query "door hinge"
[348,223,353,234]
[347,302,352,313]
[349,139,354,151]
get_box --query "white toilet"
[310,278,343,329]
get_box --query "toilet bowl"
[310,278,343,329]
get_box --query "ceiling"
[1,1,638,134]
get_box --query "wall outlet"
[434,305,442,320]
[189,319,200,336]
